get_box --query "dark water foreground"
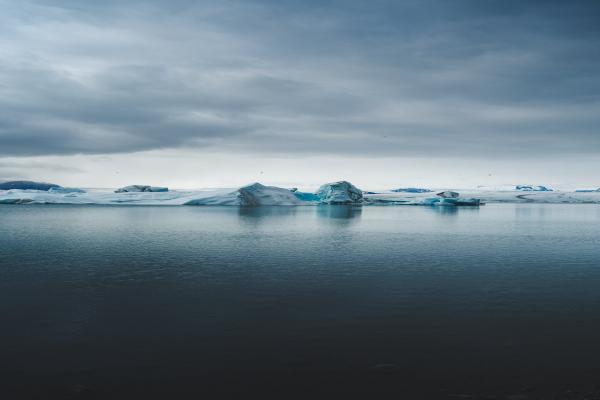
[1,204,600,399]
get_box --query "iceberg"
[115,185,168,193]
[185,183,305,206]
[391,188,432,193]
[316,181,363,204]
[0,180,61,191]
[516,185,553,192]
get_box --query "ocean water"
[1,204,600,399]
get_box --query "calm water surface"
[1,204,600,399]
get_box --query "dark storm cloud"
[0,0,599,157]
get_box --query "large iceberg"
[185,183,305,206]
[316,181,363,204]
[0,180,61,191]
[115,185,168,193]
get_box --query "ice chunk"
[436,191,460,198]
[185,183,305,206]
[515,185,553,192]
[316,181,363,204]
[0,180,61,191]
[391,188,432,193]
[115,185,168,193]
[48,187,86,194]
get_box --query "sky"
[1,0,599,189]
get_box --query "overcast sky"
[1,0,599,189]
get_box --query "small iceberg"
[115,185,169,193]
[0,180,61,191]
[516,185,553,192]
[391,188,432,193]
[316,181,363,204]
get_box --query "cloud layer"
[1,0,599,159]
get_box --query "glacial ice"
[316,181,363,204]
[0,181,61,191]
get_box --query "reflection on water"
[1,204,600,399]
[316,205,362,220]
[237,205,299,218]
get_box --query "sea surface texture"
[1,205,600,399]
